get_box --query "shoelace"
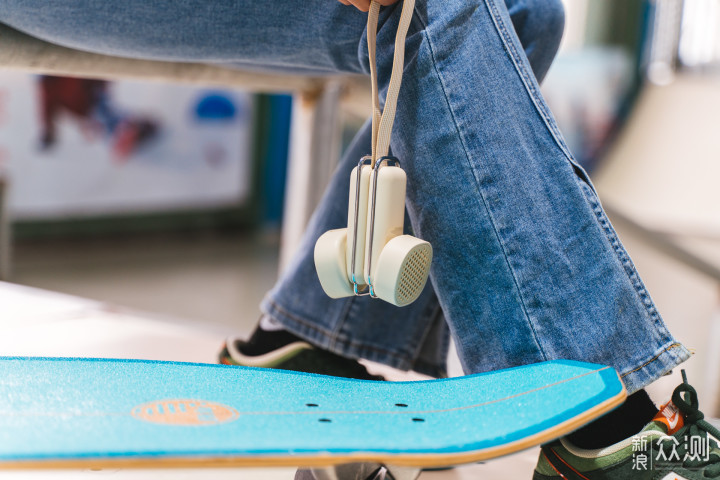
[659,372,720,477]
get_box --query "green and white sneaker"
[534,374,720,480]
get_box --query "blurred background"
[0,0,718,420]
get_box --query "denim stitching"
[416,10,545,360]
[620,343,684,379]
[483,0,572,162]
[487,0,600,195]
[579,182,664,328]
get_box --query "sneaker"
[218,334,384,381]
[533,373,720,479]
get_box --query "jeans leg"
[0,0,367,73]
[264,0,567,377]
[381,0,689,393]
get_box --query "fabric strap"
[367,0,416,165]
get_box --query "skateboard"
[0,357,625,479]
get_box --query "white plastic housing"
[314,229,355,298]
[364,166,407,284]
[314,162,433,307]
[346,164,372,286]
[373,235,433,306]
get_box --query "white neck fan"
[314,0,432,307]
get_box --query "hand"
[336,0,400,13]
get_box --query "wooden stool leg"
[279,80,345,272]
[0,174,11,281]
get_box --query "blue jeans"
[1,0,689,393]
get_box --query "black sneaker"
[218,331,384,381]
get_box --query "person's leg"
[378,0,689,393]
[0,0,689,390]
[255,0,568,376]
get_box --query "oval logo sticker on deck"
[132,399,239,426]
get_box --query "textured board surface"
[0,357,625,469]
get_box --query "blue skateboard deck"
[0,357,625,469]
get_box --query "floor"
[9,232,281,331]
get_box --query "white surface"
[0,281,231,363]
[0,280,101,328]
[596,76,720,235]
